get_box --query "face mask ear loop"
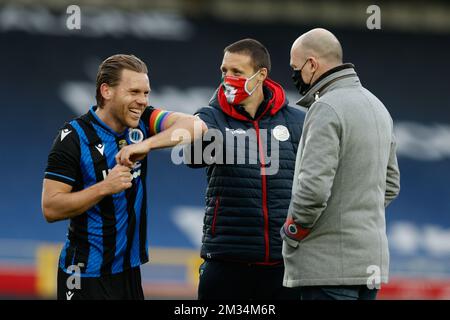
[244,70,261,95]
[295,59,311,95]
[298,59,309,75]
[309,68,316,86]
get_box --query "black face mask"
[292,59,314,95]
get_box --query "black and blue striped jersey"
[44,106,171,277]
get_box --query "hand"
[281,216,311,242]
[115,141,151,168]
[100,164,132,195]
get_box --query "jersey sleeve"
[44,123,81,187]
[141,106,174,137]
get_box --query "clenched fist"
[100,164,133,195]
[115,141,151,168]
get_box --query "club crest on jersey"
[129,128,144,144]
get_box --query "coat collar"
[296,63,359,108]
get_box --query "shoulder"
[283,105,306,121]
[45,121,82,161]
[141,106,166,121]
[46,121,82,164]
[195,106,219,117]
[140,106,173,121]
[45,120,83,186]
[305,101,342,134]
[54,121,81,146]
[141,106,155,119]
[318,86,358,111]
[194,106,223,128]
[139,106,174,136]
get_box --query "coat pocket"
[211,196,220,236]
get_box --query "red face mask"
[222,70,261,105]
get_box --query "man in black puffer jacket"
[185,39,305,300]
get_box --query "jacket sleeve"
[385,131,400,207]
[288,102,341,229]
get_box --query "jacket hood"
[209,77,288,121]
[296,63,358,109]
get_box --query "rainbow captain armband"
[281,216,311,242]
[149,109,173,136]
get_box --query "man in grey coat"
[281,28,400,300]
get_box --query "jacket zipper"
[211,196,220,236]
[253,120,270,263]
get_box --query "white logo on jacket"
[273,125,290,142]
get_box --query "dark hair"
[224,38,271,73]
[96,54,148,107]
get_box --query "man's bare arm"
[116,113,207,167]
[41,164,133,223]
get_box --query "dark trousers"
[57,266,144,300]
[197,259,301,300]
[301,285,378,300]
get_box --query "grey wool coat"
[282,64,400,287]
